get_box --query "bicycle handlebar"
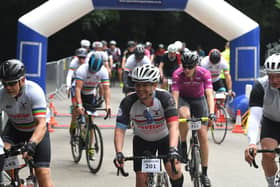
[114,154,179,177]
[249,148,280,169]
[82,103,111,120]
[179,117,208,123]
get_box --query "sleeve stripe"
[166,116,178,123]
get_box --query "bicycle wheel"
[70,124,83,163]
[191,146,202,187]
[211,105,228,144]
[86,124,104,173]
[156,172,170,187]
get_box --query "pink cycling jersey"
[172,66,213,98]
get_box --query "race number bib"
[141,159,160,173]
[167,79,172,85]
[3,156,20,170]
[189,120,202,131]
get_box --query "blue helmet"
[88,52,103,73]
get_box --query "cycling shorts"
[2,121,51,168]
[213,79,226,92]
[260,116,280,143]
[133,135,169,172]
[178,96,208,125]
[81,93,97,106]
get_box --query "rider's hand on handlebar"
[208,113,216,121]
[114,152,125,168]
[245,144,257,166]
[168,147,180,161]
[76,105,85,115]
[228,90,236,97]
[23,141,37,159]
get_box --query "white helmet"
[131,64,160,83]
[80,39,90,48]
[92,41,103,48]
[167,44,177,53]
[174,41,183,51]
[264,53,280,74]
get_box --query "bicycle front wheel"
[70,124,83,163]
[86,124,104,173]
[211,105,228,144]
[191,146,202,187]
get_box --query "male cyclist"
[159,44,181,90]
[80,39,91,52]
[245,53,280,187]
[67,48,88,135]
[114,64,184,187]
[123,44,151,95]
[108,40,123,87]
[200,48,234,96]
[172,52,215,187]
[0,59,54,187]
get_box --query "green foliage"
[276,0,280,9]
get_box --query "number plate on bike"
[189,121,202,130]
[141,159,160,173]
[3,156,20,170]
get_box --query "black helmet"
[209,49,221,64]
[181,51,200,68]
[134,44,145,59]
[75,48,88,58]
[0,59,25,81]
[87,52,103,73]
[127,41,136,48]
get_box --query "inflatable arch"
[17,0,259,95]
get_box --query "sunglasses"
[143,108,154,124]
[183,65,196,69]
[2,80,18,87]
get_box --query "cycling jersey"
[161,52,181,77]
[122,49,134,60]
[172,66,213,98]
[124,54,151,73]
[66,56,84,87]
[200,56,229,82]
[116,89,178,141]
[109,47,121,63]
[249,76,280,122]
[0,80,46,132]
[75,64,109,95]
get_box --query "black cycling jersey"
[161,53,180,77]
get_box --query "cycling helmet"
[264,53,280,74]
[127,41,136,47]
[101,40,107,46]
[209,49,221,64]
[181,51,200,68]
[109,40,117,46]
[80,39,90,48]
[131,64,160,83]
[75,48,88,58]
[134,44,145,59]
[158,44,164,49]
[145,41,152,47]
[87,52,103,73]
[0,59,25,81]
[167,44,177,53]
[174,41,183,51]
[92,41,103,49]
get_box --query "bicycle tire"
[211,105,228,144]
[86,124,104,173]
[192,146,202,187]
[70,124,83,163]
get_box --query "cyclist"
[66,48,88,135]
[200,48,234,96]
[172,52,215,187]
[114,64,184,187]
[159,44,181,90]
[154,43,165,67]
[123,44,151,95]
[108,40,123,87]
[0,59,54,187]
[80,39,91,52]
[121,41,136,68]
[244,53,280,187]
[145,41,155,63]
[75,51,111,117]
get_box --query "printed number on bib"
[141,159,160,173]
[189,121,202,131]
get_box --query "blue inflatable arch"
[17,0,259,95]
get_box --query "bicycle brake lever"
[249,148,258,168]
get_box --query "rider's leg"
[178,106,190,158]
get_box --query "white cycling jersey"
[75,64,109,95]
[200,56,229,82]
[66,56,84,87]
[0,80,46,132]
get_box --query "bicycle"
[70,103,109,173]
[1,143,37,187]
[250,147,280,186]
[210,92,230,144]
[115,152,178,187]
[179,117,208,187]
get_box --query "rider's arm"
[66,69,74,88]
[167,120,179,148]
[205,88,215,114]
[114,127,126,153]
[30,117,47,145]
[171,71,180,108]
[159,62,164,78]
[102,84,111,109]
[172,91,179,109]
[224,72,232,91]
[247,106,263,145]
[75,79,83,106]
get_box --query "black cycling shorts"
[133,135,169,172]
[213,79,226,92]
[260,116,280,143]
[178,96,208,125]
[2,121,51,168]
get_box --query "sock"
[170,175,184,187]
[266,175,275,187]
[202,166,208,176]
